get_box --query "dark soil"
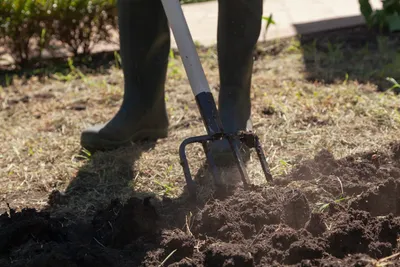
[1,141,400,266]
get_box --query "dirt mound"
[1,143,400,266]
[143,187,400,266]
[290,147,400,192]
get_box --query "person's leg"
[81,0,170,152]
[213,0,263,162]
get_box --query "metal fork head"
[179,131,273,198]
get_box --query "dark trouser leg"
[81,0,170,152]
[212,0,263,163]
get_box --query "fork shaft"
[195,92,224,136]
[161,0,209,96]
[161,0,224,136]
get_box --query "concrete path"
[170,0,383,47]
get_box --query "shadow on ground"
[14,140,217,266]
[0,50,120,87]
[292,16,400,92]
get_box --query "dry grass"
[0,27,399,221]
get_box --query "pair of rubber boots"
[81,0,263,165]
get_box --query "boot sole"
[81,128,168,152]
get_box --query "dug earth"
[1,143,400,266]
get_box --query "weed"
[270,159,292,176]
[262,14,276,40]
[114,51,122,69]
[316,197,349,212]
[54,58,88,83]
[5,75,12,87]
[155,180,176,197]
[386,77,400,91]
[168,49,183,79]
[286,38,301,53]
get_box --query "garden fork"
[161,0,273,198]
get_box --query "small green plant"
[54,57,88,82]
[262,14,276,40]
[114,51,122,68]
[67,58,87,81]
[81,148,92,158]
[343,73,349,85]
[72,147,92,162]
[154,180,175,196]
[28,146,34,156]
[270,159,292,175]
[316,197,349,212]
[386,76,400,91]
[359,0,400,32]
[5,74,11,87]
[167,49,182,79]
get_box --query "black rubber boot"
[212,0,263,165]
[81,0,170,152]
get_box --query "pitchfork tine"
[228,137,251,186]
[179,137,199,198]
[254,136,274,182]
